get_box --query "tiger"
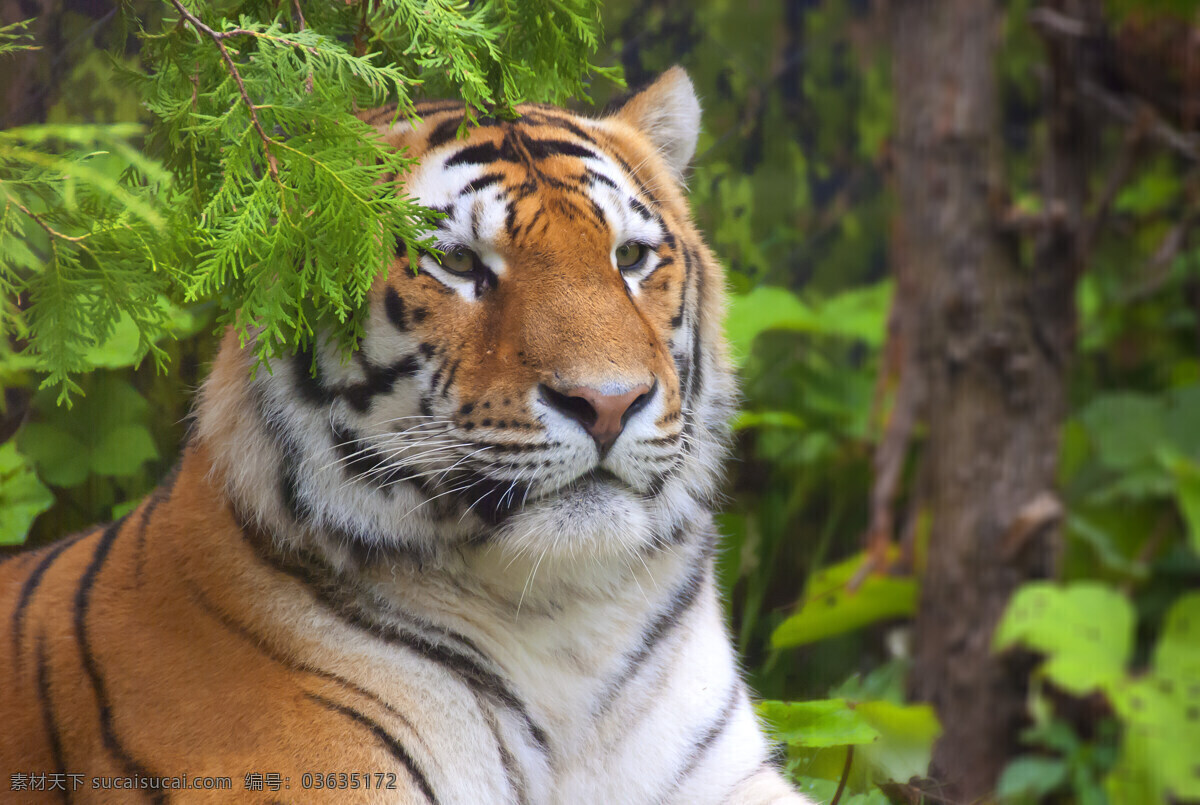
[0,68,811,804]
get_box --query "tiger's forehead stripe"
[402,114,668,259]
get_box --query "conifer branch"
[7,198,88,244]
[168,0,281,181]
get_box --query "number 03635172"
[300,772,398,790]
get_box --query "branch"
[1080,79,1200,163]
[168,0,281,181]
[1079,121,1147,261]
[1118,168,1200,303]
[8,198,88,243]
[1028,6,1091,38]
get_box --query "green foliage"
[725,282,891,365]
[761,696,941,800]
[17,373,158,487]
[0,441,54,545]
[0,123,177,400]
[0,1,615,399]
[771,549,916,649]
[996,585,1200,802]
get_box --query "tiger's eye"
[440,246,477,275]
[615,241,648,270]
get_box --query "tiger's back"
[1,69,809,805]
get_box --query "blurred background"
[3,1,1199,802]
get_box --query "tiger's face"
[203,69,733,567]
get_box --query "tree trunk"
[891,0,1084,799]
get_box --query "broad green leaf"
[814,282,892,346]
[853,701,941,785]
[725,282,892,364]
[772,551,916,648]
[1164,384,1200,459]
[725,286,815,364]
[731,410,806,431]
[0,441,55,545]
[786,776,890,805]
[1154,593,1200,681]
[17,424,89,487]
[1113,166,1180,216]
[17,374,156,484]
[758,699,881,748]
[90,424,159,477]
[1066,514,1148,578]
[1078,394,1165,472]
[994,582,1134,695]
[1108,674,1200,802]
[996,756,1070,802]
[1160,452,1200,554]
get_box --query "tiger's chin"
[487,472,661,562]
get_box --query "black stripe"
[425,115,465,150]
[586,168,618,190]
[628,196,652,219]
[329,422,412,491]
[481,705,526,805]
[12,531,88,670]
[671,685,741,790]
[237,517,550,758]
[253,387,436,563]
[185,579,426,743]
[460,172,505,196]
[342,355,421,414]
[384,287,408,332]
[594,561,706,714]
[413,101,464,115]
[293,349,335,406]
[133,464,182,583]
[641,254,676,286]
[522,138,598,161]
[74,516,165,803]
[519,112,601,147]
[440,360,461,398]
[306,692,439,805]
[445,142,508,167]
[35,634,71,805]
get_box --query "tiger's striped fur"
[0,68,811,804]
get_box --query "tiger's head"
[198,68,734,570]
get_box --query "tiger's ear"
[608,67,701,181]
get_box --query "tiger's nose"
[539,382,655,457]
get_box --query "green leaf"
[16,423,89,487]
[725,286,814,363]
[1108,673,1200,803]
[725,282,892,364]
[731,410,806,431]
[996,756,1070,802]
[994,582,1133,696]
[0,441,55,545]
[758,699,881,748]
[853,701,941,785]
[17,374,156,484]
[1160,452,1200,554]
[772,551,916,648]
[90,424,158,477]
[1078,393,1166,472]
[1154,592,1200,682]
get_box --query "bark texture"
[891,0,1086,798]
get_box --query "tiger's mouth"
[566,467,637,494]
[443,463,650,528]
